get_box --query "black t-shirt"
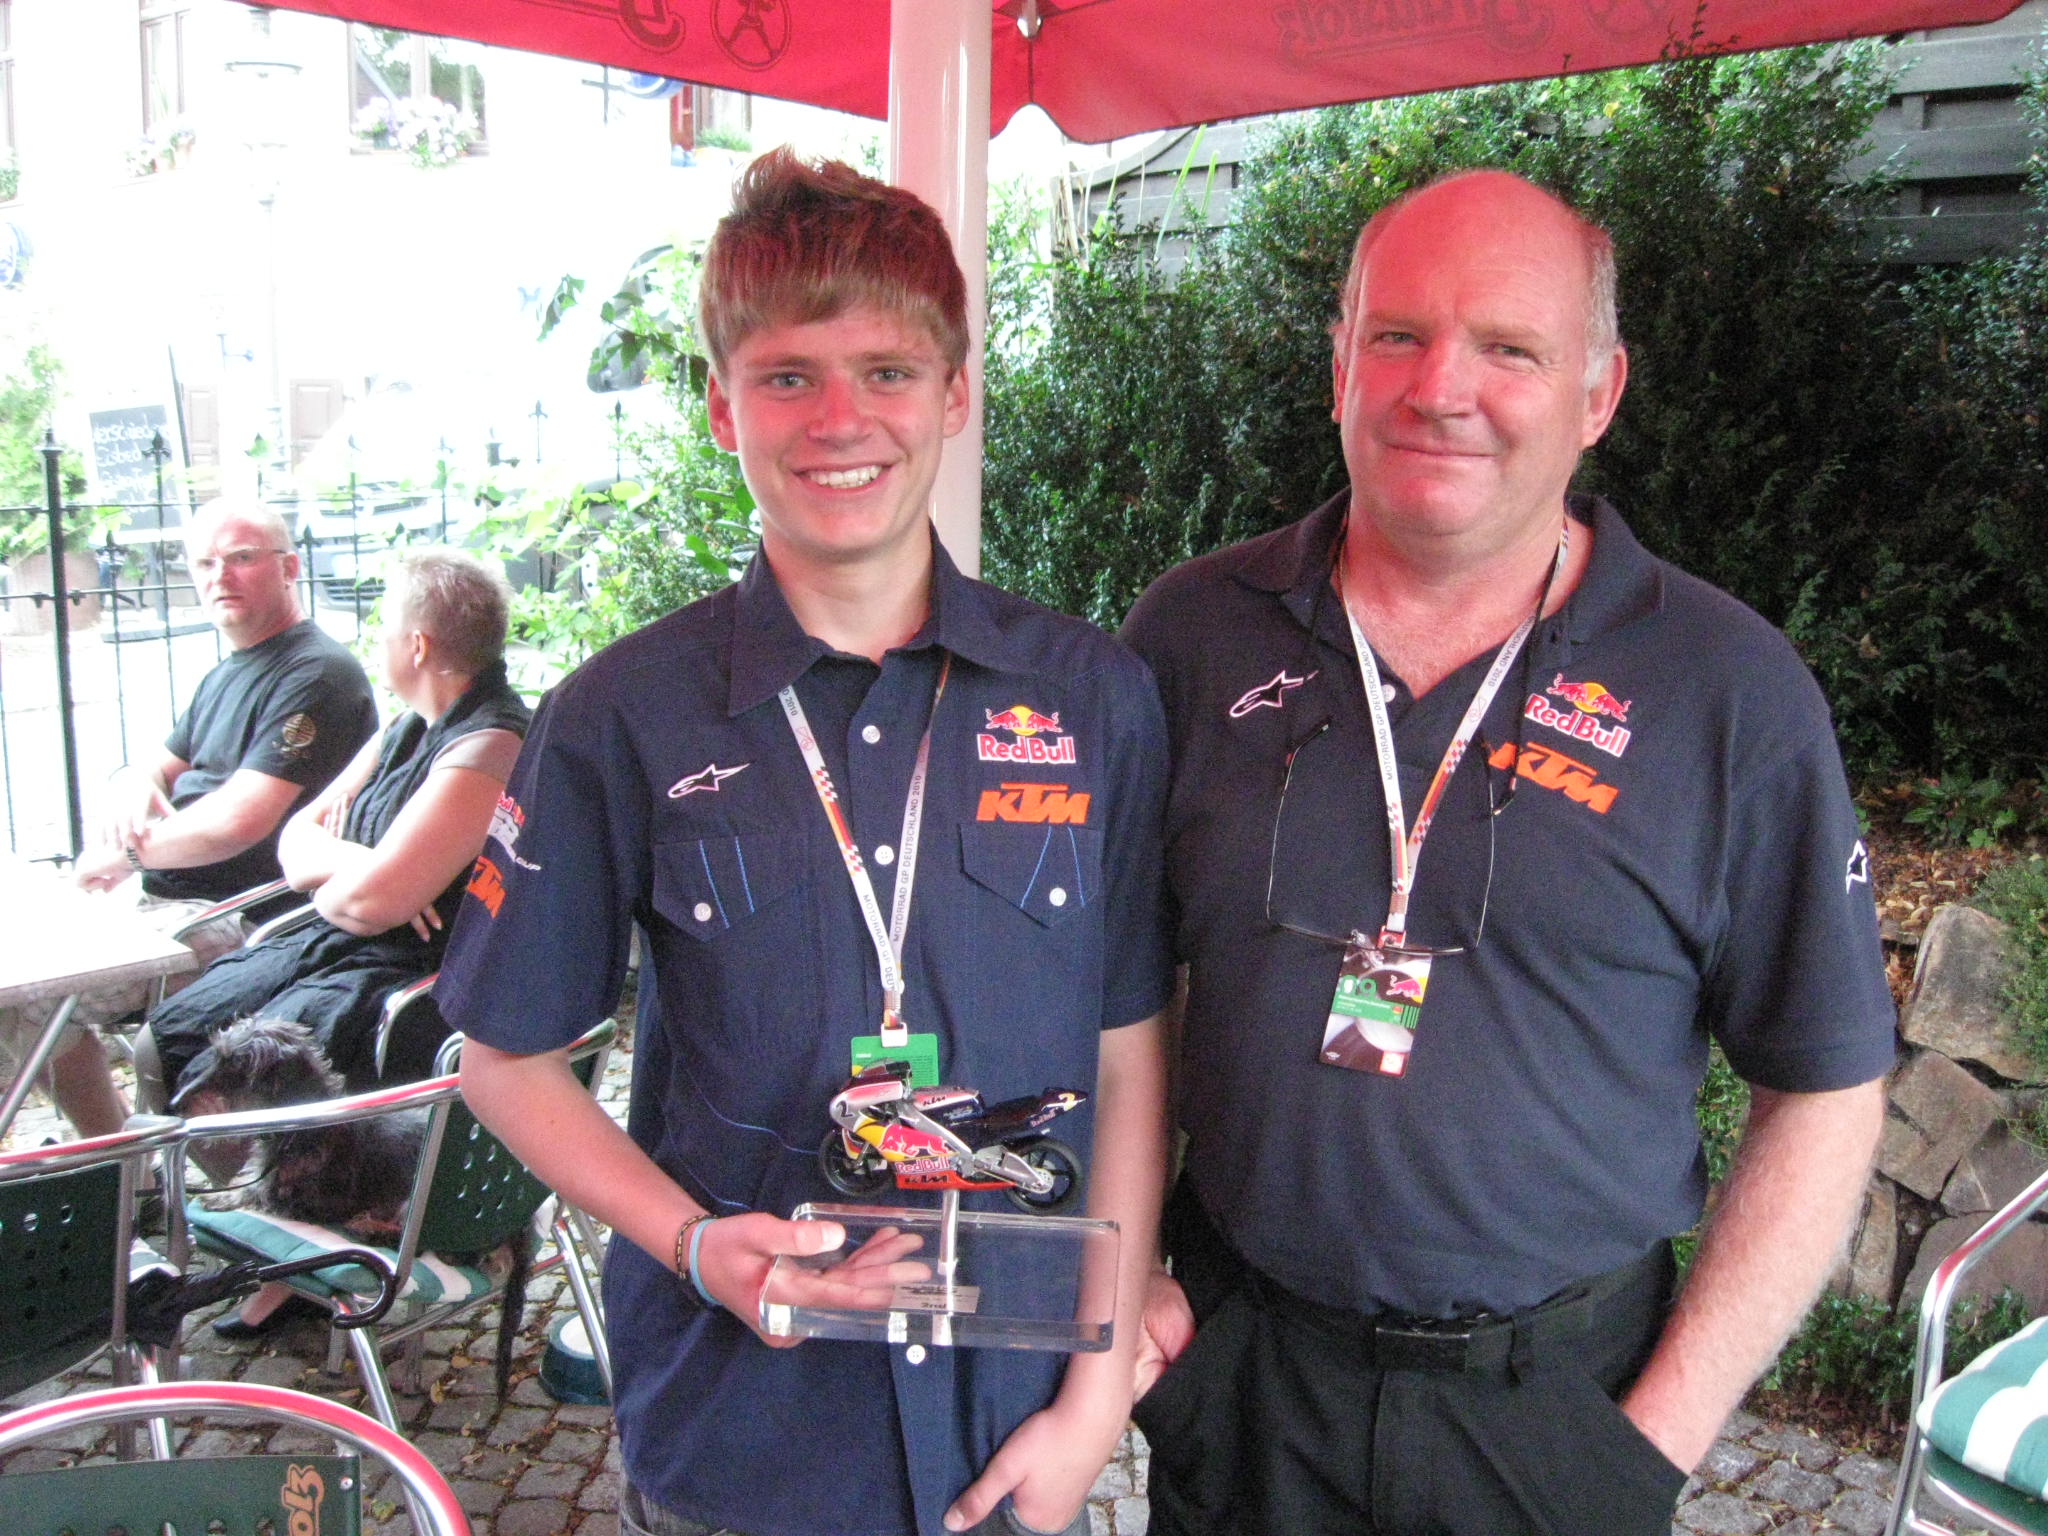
[148,620,377,902]
[1121,493,1898,1317]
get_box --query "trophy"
[759,1060,1119,1352]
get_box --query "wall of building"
[0,0,872,508]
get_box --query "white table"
[0,854,202,1136]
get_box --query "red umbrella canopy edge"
[259,0,2031,143]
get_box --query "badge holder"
[759,1061,1118,1352]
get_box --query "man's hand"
[944,1396,1124,1533]
[1135,1267,1196,1400]
[103,764,174,850]
[406,904,444,943]
[72,843,138,893]
[697,1213,930,1347]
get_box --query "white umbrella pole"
[889,0,991,577]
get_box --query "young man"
[442,150,1172,1536]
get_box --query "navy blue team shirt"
[1120,493,1898,1320]
[439,538,1173,1536]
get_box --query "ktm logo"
[976,782,1091,825]
[1486,741,1619,815]
[467,855,507,917]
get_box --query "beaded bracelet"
[674,1213,721,1310]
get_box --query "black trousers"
[1133,1183,1690,1536]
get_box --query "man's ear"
[941,365,971,438]
[706,371,739,452]
[1580,345,1629,448]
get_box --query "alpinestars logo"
[1845,841,1870,893]
[1229,670,1319,719]
[669,762,750,798]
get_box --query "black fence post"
[42,428,84,860]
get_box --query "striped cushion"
[1920,1316,2048,1503]
[184,1205,491,1306]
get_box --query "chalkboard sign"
[87,405,186,533]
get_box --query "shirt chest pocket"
[959,824,1103,929]
[652,832,810,941]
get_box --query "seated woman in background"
[138,546,530,1110]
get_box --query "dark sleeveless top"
[150,662,530,1091]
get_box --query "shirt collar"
[724,532,1012,717]
[1233,490,1663,650]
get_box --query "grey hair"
[1332,169,1621,387]
[387,547,510,675]
[187,497,293,555]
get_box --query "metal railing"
[0,432,489,866]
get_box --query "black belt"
[1240,1241,1673,1382]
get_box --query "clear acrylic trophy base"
[760,1194,1119,1353]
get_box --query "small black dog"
[173,1016,532,1398]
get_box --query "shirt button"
[862,724,882,744]
[1048,887,1067,908]
[874,845,896,866]
[693,902,713,923]
[905,1344,926,1365]
[1382,683,1398,703]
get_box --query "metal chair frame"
[0,1118,186,1458]
[0,1379,471,1535]
[1886,1163,2048,1536]
[168,1020,615,1429]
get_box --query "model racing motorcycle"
[819,1060,1088,1215]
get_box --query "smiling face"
[706,303,969,581]
[1333,173,1626,569]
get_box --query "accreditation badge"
[1319,940,1430,1077]
[850,1031,941,1087]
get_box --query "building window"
[1,1,16,196]
[139,0,188,133]
[351,26,486,158]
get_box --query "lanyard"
[779,653,952,1048]
[1341,522,1566,948]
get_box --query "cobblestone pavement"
[1,1038,1969,1536]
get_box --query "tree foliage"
[983,41,2048,781]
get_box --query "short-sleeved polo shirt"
[1120,492,1896,1320]
[439,540,1173,1536]
[150,619,377,901]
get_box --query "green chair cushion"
[1925,1447,2048,1536]
[1922,1316,2048,1506]
[185,1204,491,1306]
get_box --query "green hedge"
[984,41,2048,781]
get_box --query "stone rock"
[1943,1123,2048,1215]
[1745,1460,1837,1511]
[1749,1427,1838,1472]
[1879,1050,2006,1199]
[1698,1439,1763,1485]
[1674,1490,1770,1534]
[1839,1175,1899,1304]
[1825,1487,1893,1536]
[1901,905,2039,1083]
[1902,1210,2048,1315]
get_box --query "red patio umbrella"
[264,0,2022,142]
[260,0,2032,564]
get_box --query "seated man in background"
[1,498,375,1139]
[139,546,528,1123]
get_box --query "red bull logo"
[1528,675,1633,758]
[1384,973,1424,1001]
[979,705,1078,765]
